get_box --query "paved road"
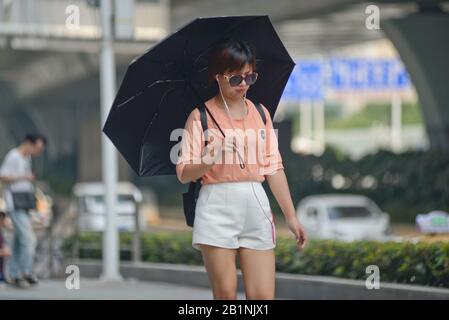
[0,279,246,300]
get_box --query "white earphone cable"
[217,80,275,243]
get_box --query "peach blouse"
[176,97,284,185]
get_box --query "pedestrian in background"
[0,133,47,288]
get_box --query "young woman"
[176,39,307,300]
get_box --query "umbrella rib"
[138,85,175,174]
[116,79,185,109]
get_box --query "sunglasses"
[223,72,258,87]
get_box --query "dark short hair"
[208,39,257,84]
[0,211,6,219]
[23,133,47,146]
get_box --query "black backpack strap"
[254,102,267,125]
[193,104,211,184]
[197,104,226,140]
[188,179,201,192]
[198,104,209,147]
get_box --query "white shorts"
[192,181,276,251]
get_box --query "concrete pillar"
[383,10,449,152]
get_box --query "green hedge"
[64,232,449,288]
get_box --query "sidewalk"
[0,279,245,300]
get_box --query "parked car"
[416,210,449,234]
[296,194,390,241]
[72,182,156,232]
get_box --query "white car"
[296,194,390,241]
[73,182,147,232]
[416,211,449,234]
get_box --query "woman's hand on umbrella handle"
[219,138,236,159]
[203,137,235,164]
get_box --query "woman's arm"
[266,169,307,250]
[179,161,214,184]
[266,169,295,219]
[259,103,307,249]
[178,138,235,184]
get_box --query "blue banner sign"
[282,58,411,102]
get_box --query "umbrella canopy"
[103,15,295,177]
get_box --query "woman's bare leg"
[199,244,238,300]
[238,248,275,300]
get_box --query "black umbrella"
[103,15,295,177]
